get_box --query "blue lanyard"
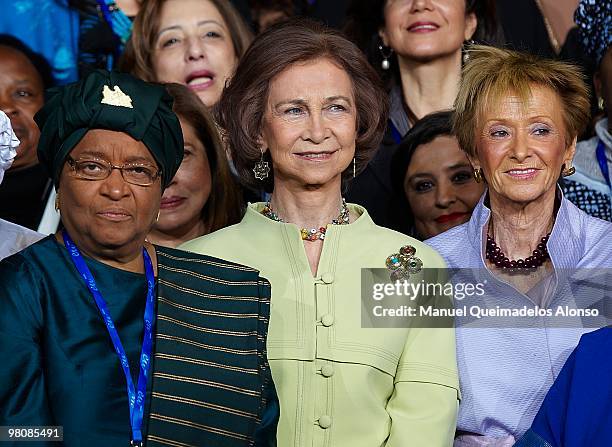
[596,139,611,191]
[63,231,155,446]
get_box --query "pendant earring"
[379,45,393,71]
[561,163,576,177]
[352,157,356,178]
[598,96,605,111]
[462,39,475,64]
[155,210,161,222]
[54,193,60,211]
[473,168,484,183]
[253,149,270,180]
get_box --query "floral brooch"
[385,245,423,280]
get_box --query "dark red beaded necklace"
[486,233,551,269]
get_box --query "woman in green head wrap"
[0,70,276,447]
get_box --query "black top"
[0,163,51,230]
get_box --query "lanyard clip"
[131,440,144,447]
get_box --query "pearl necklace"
[261,199,350,241]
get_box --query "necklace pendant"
[262,199,350,242]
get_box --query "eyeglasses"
[66,155,162,186]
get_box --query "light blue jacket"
[426,193,612,444]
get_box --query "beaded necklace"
[261,199,350,241]
[486,233,551,270]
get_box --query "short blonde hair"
[453,45,591,157]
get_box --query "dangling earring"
[54,193,60,211]
[561,163,576,177]
[352,158,356,178]
[598,96,605,112]
[253,149,270,180]
[473,168,484,183]
[462,39,475,64]
[379,45,393,71]
[155,210,161,222]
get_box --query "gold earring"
[473,168,484,183]
[352,158,356,178]
[155,210,161,222]
[54,193,60,211]
[562,164,576,177]
[598,97,605,111]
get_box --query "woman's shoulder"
[182,217,255,252]
[563,197,612,241]
[425,221,471,251]
[0,235,57,273]
[576,327,612,354]
[365,222,448,268]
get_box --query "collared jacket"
[426,192,612,445]
[182,203,460,447]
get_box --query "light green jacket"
[181,203,459,447]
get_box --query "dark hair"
[248,0,296,13]
[389,110,455,235]
[0,34,54,89]
[165,83,244,233]
[248,0,300,32]
[343,0,504,85]
[217,17,389,193]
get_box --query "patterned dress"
[562,119,612,221]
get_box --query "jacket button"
[318,415,332,429]
[321,365,334,377]
[321,272,334,284]
[321,314,334,327]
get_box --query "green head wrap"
[35,70,183,189]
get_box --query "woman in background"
[390,110,484,238]
[0,110,42,259]
[343,0,502,226]
[0,35,53,231]
[147,83,243,247]
[122,0,253,107]
[561,0,612,220]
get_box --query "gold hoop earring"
[562,164,575,177]
[473,168,484,183]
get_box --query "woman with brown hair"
[147,83,243,247]
[121,0,253,107]
[183,19,459,446]
[343,0,503,228]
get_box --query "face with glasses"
[57,129,162,260]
